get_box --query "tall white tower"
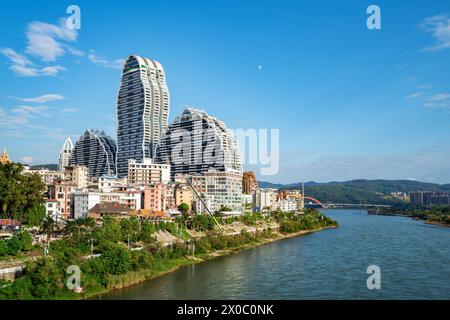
[116,55,170,178]
[59,137,73,171]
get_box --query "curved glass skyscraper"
[69,129,117,178]
[116,55,170,178]
[157,107,243,178]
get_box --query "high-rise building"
[58,138,73,171]
[158,107,243,178]
[69,129,117,178]
[242,171,258,194]
[116,55,170,178]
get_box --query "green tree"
[0,162,45,221]
[178,203,190,215]
[40,216,59,243]
[7,236,22,255]
[18,231,33,252]
[25,204,46,226]
[0,240,8,256]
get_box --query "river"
[97,209,450,299]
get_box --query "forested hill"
[258,179,450,205]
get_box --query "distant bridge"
[303,198,391,209]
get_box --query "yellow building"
[0,149,11,164]
[175,184,193,210]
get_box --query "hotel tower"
[116,55,170,178]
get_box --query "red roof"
[0,219,21,227]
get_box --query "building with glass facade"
[69,129,117,178]
[116,55,170,178]
[157,107,242,178]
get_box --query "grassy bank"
[86,225,336,300]
[0,209,338,300]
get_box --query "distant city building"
[0,149,11,164]
[48,179,77,220]
[174,184,193,210]
[88,202,131,220]
[73,191,101,219]
[44,199,59,221]
[187,169,243,212]
[242,171,258,194]
[69,129,117,178]
[63,165,88,190]
[127,159,170,185]
[23,167,64,185]
[58,138,73,171]
[409,191,450,206]
[116,55,170,178]
[255,188,279,211]
[157,107,243,178]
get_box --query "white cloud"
[417,83,432,90]
[62,107,78,113]
[405,92,424,100]
[17,94,66,103]
[21,156,33,164]
[88,53,124,69]
[0,48,31,66]
[25,19,78,62]
[11,105,50,118]
[429,93,450,102]
[1,47,66,77]
[420,14,450,52]
[423,94,450,109]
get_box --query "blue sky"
[1,0,450,183]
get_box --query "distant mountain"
[257,179,450,205]
[29,164,59,171]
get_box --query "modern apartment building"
[409,191,450,206]
[188,169,243,212]
[127,158,170,185]
[116,55,170,178]
[58,138,73,171]
[69,129,117,178]
[157,107,243,178]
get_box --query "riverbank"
[86,225,336,300]
[368,209,450,227]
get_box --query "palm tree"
[40,216,59,243]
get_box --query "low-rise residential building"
[64,165,89,190]
[44,199,60,220]
[255,188,279,211]
[73,191,101,219]
[277,199,299,212]
[128,159,170,185]
[174,184,193,209]
[48,179,77,220]
[23,167,64,185]
[88,202,131,220]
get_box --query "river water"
[97,209,450,299]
